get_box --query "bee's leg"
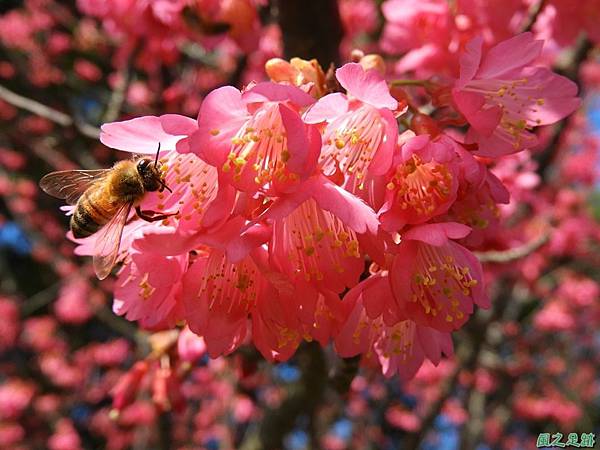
[135,206,178,222]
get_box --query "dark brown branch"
[21,281,62,316]
[240,342,327,450]
[403,363,462,450]
[328,355,360,395]
[157,411,172,450]
[275,0,343,67]
[520,0,546,33]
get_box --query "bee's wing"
[93,202,132,280]
[40,169,109,205]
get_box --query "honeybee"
[40,146,174,280]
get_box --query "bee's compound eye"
[137,159,150,170]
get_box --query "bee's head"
[137,158,164,192]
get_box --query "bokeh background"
[0,1,599,449]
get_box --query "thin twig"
[520,0,546,33]
[475,232,550,263]
[0,84,100,139]
[95,306,152,359]
[21,280,62,316]
[102,57,134,123]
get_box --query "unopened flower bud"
[359,54,386,75]
[411,113,441,137]
[389,86,409,115]
[350,49,365,62]
[152,367,185,413]
[111,361,148,411]
[265,58,296,83]
[177,326,207,363]
[152,368,170,412]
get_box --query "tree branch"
[328,355,360,395]
[275,0,343,67]
[102,66,131,124]
[520,0,546,33]
[475,231,550,263]
[240,342,327,450]
[0,84,100,139]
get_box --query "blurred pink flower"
[54,276,94,324]
[177,326,207,362]
[0,297,20,352]
[0,379,35,420]
[47,419,82,450]
[0,422,25,448]
[73,59,103,82]
[21,316,60,353]
[340,0,378,37]
[385,405,421,431]
[380,0,453,75]
[533,301,575,331]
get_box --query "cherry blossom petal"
[402,222,472,246]
[336,63,398,110]
[242,81,315,106]
[304,93,349,124]
[307,175,379,234]
[477,32,543,80]
[101,115,194,153]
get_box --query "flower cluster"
[69,32,579,380]
[378,0,600,77]
[2,0,600,448]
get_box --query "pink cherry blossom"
[305,63,399,193]
[452,32,581,156]
[380,0,453,75]
[269,197,363,292]
[379,134,460,231]
[190,83,320,195]
[177,326,208,362]
[53,276,94,324]
[113,246,187,328]
[390,223,489,332]
[334,287,453,380]
[180,249,262,358]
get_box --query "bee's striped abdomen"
[70,188,117,239]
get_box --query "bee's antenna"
[154,142,161,167]
[160,180,172,193]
